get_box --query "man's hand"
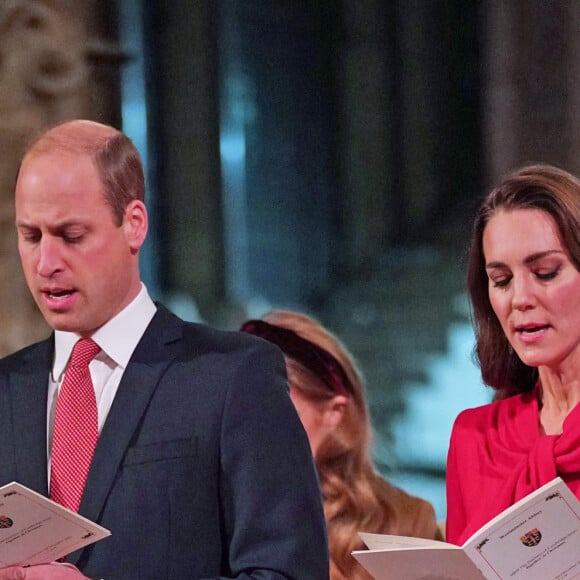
[0,563,90,579]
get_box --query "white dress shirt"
[47,284,157,476]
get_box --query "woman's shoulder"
[453,399,496,428]
[453,390,534,431]
[448,391,539,467]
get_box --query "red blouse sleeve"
[445,410,468,545]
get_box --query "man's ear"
[124,200,148,251]
[322,395,348,430]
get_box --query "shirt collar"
[52,284,157,380]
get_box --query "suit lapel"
[78,307,183,526]
[9,340,53,495]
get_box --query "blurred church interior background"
[2,0,580,519]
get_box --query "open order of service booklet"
[353,477,580,580]
[0,482,110,567]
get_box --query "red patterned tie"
[50,338,101,512]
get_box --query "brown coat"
[330,485,439,580]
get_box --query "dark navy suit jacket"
[0,305,329,579]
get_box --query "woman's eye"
[536,266,560,280]
[493,278,510,288]
[488,273,510,288]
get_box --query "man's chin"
[40,311,79,333]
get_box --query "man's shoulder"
[0,338,52,373]
[182,321,275,353]
[154,304,282,358]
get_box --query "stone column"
[149,1,224,318]
[0,0,122,355]
[337,0,394,273]
[482,0,580,186]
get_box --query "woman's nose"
[511,274,536,310]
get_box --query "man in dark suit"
[0,120,328,579]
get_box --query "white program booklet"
[0,482,110,567]
[353,477,580,580]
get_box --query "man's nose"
[37,237,63,277]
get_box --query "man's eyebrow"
[15,220,36,229]
[16,219,85,229]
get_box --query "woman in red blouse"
[446,164,580,545]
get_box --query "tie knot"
[69,338,101,368]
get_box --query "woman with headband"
[241,310,439,580]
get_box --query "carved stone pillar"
[338,0,394,273]
[0,0,121,355]
[482,1,580,186]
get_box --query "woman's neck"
[538,367,580,435]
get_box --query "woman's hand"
[0,563,90,579]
